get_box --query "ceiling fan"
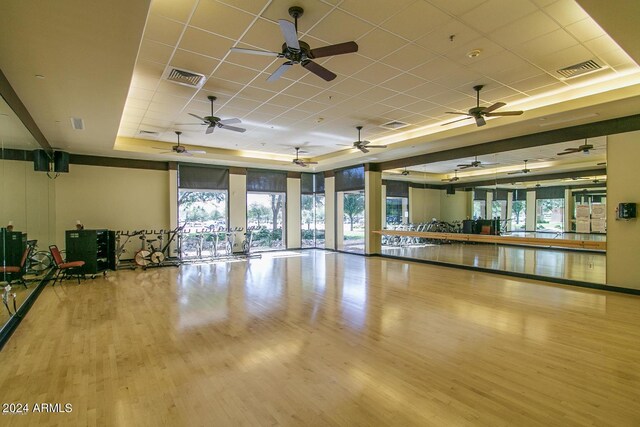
[442,85,523,127]
[229,6,358,82]
[183,95,246,134]
[557,140,595,155]
[386,167,410,176]
[441,170,460,182]
[457,156,496,170]
[348,126,387,153]
[154,131,206,156]
[508,160,531,175]
[292,147,318,167]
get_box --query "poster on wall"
[591,204,606,219]
[576,204,590,220]
[591,218,606,233]
[576,219,591,233]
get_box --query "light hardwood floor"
[0,250,638,426]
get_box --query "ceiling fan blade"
[188,150,207,154]
[507,170,522,175]
[305,161,319,164]
[220,124,246,133]
[359,147,370,154]
[557,148,579,155]
[365,145,387,149]
[445,111,470,115]
[176,122,207,125]
[278,19,300,50]
[482,102,506,113]
[218,118,241,125]
[205,125,215,134]
[457,165,473,169]
[485,110,523,116]
[441,116,472,126]
[267,62,293,81]
[302,60,337,81]
[309,41,358,59]
[474,116,486,127]
[188,113,207,122]
[229,47,280,57]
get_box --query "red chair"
[49,245,85,285]
[0,246,30,289]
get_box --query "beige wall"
[409,187,441,223]
[0,159,55,247]
[54,164,169,250]
[287,177,301,249]
[228,173,246,252]
[440,190,470,222]
[324,177,335,250]
[607,130,640,289]
[365,170,382,254]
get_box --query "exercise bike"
[134,224,185,268]
[242,226,263,255]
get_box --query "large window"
[336,166,365,253]
[511,200,526,231]
[301,173,325,248]
[246,169,287,252]
[473,200,486,219]
[386,197,408,226]
[179,190,227,230]
[536,199,565,232]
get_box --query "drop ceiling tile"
[381,1,451,41]
[253,103,290,117]
[480,85,523,103]
[409,56,460,81]
[269,93,306,108]
[468,50,529,77]
[543,0,590,27]
[356,29,407,61]
[138,40,176,65]
[170,49,220,75]
[311,90,351,106]
[355,102,399,117]
[326,78,373,97]
[427,0,487,16]
[148,101,185,115]
[381,73,425,93]
[509,73,559,93]
[415,19,482,55]
[307,8,373,45]
[130,60,166,90]
[584,35,627,58]
[216,0,270,15]
[224,96,264,111]
[489,60,544,85]
[408,81,449,99]
[537,44,593,75]
[295,100,329,114]
[352,62,401,85]
[238,17,284,51]
[278,108,313,121]
[427,90,475,110]
[237,85,278,101]
[460,0,537,34]
[565,17,606,43]
[122,106,147,120]
[444,37,505,66]
[180,27,235,60]
[156,80,199,99]
[124,98,150,110]
[433,68,484,90]
[190,1,255,40]
[599,48,635,69]
[490,11,560,48]
[212,62,261,85]
[127,87,156,101]
[383,43,437,72]
[337,0,414,25]
[203,78,246,96]
[262,0,333,27]
[317,53,374,78]
[524,81,566,96]
[251,72,295,92]
[379,92,421,109]
[142,114,174,127]
[150,0,197,23]
[354,85,398,102]
[144,14,186,46]
[516,28,577,62]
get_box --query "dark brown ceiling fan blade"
[441,116,472,126]
[267,62,293,81]
[485,111,523,116]
[278,19,300,50]
[309,41,358,59]
[557,148,579,155]
[302,60,337,81]
[220,124,246,133]
[358,146,370,154]
[188,113,207,122]
[363,145,387,149]
[482,102,506,113]
[229,47,280,57]
[457,164,473,169]
[474,115,486,127]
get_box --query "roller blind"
[384,180,409,198]
[178,165,228,190]
[302,172,326,194]
[494,189,508,200]
[474,189,487,200]
[246,169,287,192]
[335,165,364,192]
[315,172,325,193]
[536,186,565,199]
[513,189,527,201]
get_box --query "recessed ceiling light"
[35,74,45,79]
[467,49,482,58]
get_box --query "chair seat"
[60,261,85,269]
[0,266,21,273]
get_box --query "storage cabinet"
[65,229,115,276]
[1,228,26,281]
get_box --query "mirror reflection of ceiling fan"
[292,147,318,167]
[153,131,206,156]
[342,126,387,153]
[442,85,523,127]
[441,169,460,182]
[508,159,531,175]
[557,139,600,155]
[230,6,358,82]
[387,167,410,176]
[457,156,497,169]
[181,95,246,134]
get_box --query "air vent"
[380,120,409,130]
[70,117,84,130]
[556,59,603,79]
[162,67,206,88]
[139,130,159,136]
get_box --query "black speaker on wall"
[54,151,70,173]
[33,149,50,172]
[446,185,456,195]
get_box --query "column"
[229,168,247,253]
[287,173,301,249]
[365,165,382,255]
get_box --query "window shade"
[384,180,409,198]
[335,166,364,192]
[536,186,565,199]
[178,165,228,189]
[314,172,325,193]
[247,169,287,192]
[494,189,508,200]
[474,189,487,200]
[513,190,527,201]
[302,172,326,194]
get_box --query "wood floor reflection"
[382,243,606,284]
[0,250,638,426]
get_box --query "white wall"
[53,164,170,251]
[287,177,301,249]
[607,130,640,289]
[440,190,469,222]
[409,187,441,223]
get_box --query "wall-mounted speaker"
[54,151,70,173]
[33,149,50,172]
[446,185,456,195]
